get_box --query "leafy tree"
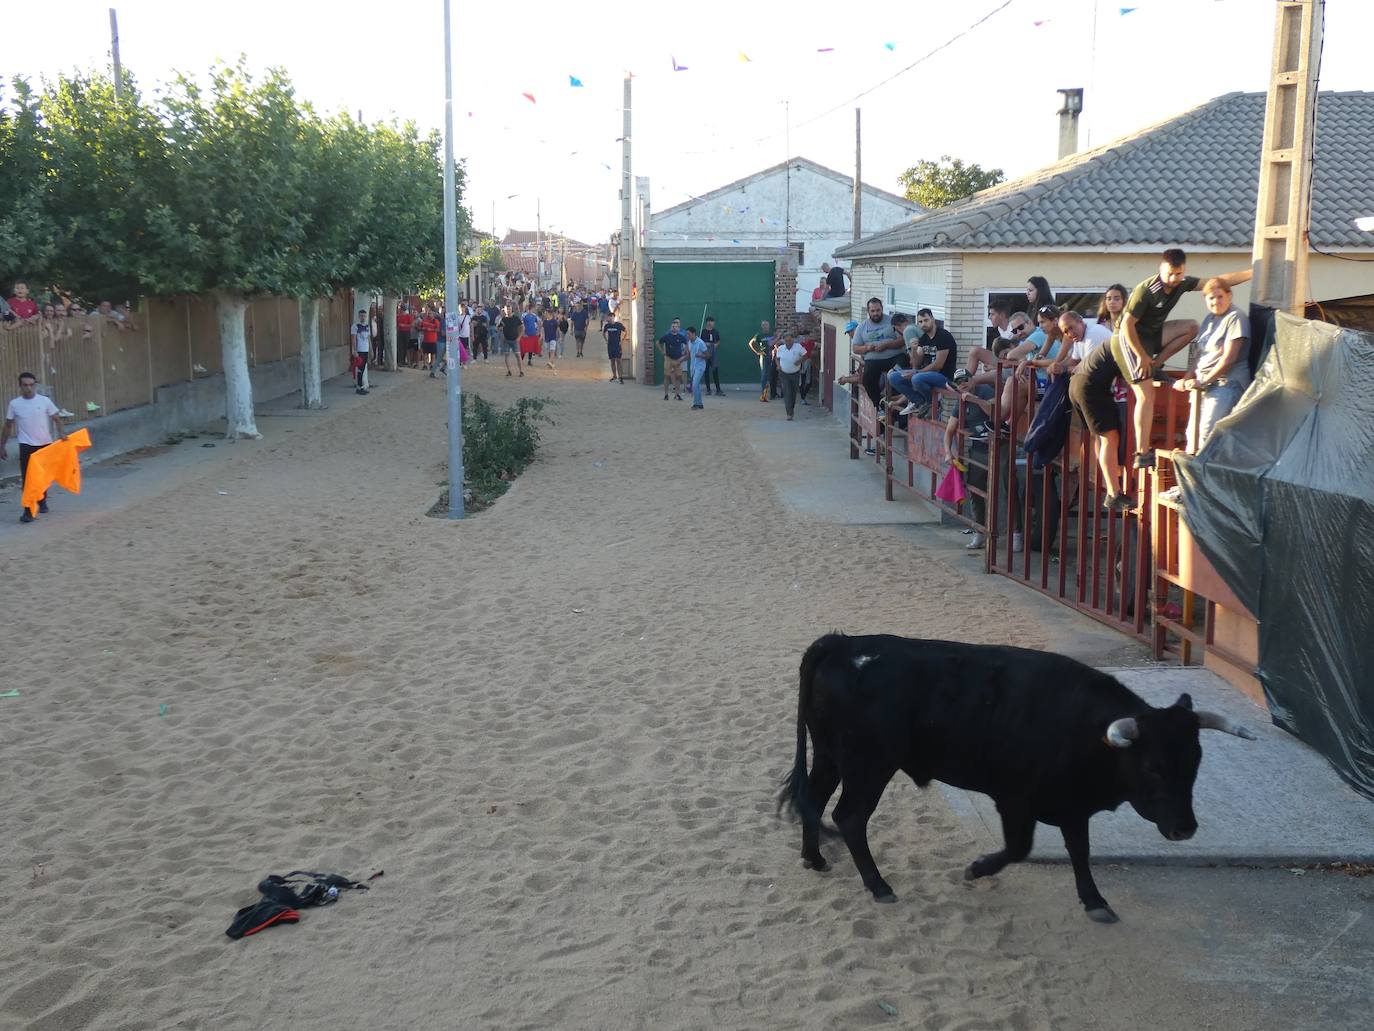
[39,70,168,302]
[0,78,58,289]
[288,107,374,404]
[140,61,312,438]
[898,155,1005,209]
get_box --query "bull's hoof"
[963,854,996,880]
[802,856,829,872]
[873,892,897,904]
[1085,905,1120,924]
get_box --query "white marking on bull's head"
[852,654,875,670]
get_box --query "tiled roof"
[836,91,1374,259]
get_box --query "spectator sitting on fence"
[996,305,1068,434]
[836,320,862,386]
[850,297,902,413]
[985,299,1015,346]
[888,308,957,419]
[958,311,1038,389]
[1055,310,1112,374]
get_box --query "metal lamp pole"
[442,0,464,517]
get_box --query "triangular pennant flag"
[883,41,895,50]
[522,92,536,103]
[1119,6,1137,13]
[738,52,751,63]
[817,47,834,53]
[672,56,688,71]
[569,75,583,87]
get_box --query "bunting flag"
[738,52,751,63]
[731,239,741,245]
[883,41,895,50]
[522,92,536,103]
[569,75,584,87]
[672,56,689,71]
[817,47,834,53]
[1119,6,1137,13]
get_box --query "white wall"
[650,164,919,312]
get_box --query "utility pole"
[852,108,862,243]
[1251,0,1324,315]
[619,76,634,379]
[442,0,464,517]
[784,99,791,246]
[536,198,542,289]
[109,9,122,100]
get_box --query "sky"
[10,0,1373,246]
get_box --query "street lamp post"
[442,0,464,518]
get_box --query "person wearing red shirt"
[396,307,414,365]
[419,309,440,371]
[8,279,39,322]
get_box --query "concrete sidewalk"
[939,665,1374,863]
[0,367,413,555]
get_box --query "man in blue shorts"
[657,317,688,401]
[603,315,626,382]
[569,303,591,357]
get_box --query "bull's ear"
[1171,693,1194,711]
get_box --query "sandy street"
[1,355,1370,1031]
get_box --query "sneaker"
[914,402,931,420]
[19,511,34,524]
[1158,485,1184,504]
[609,377,618,383]
[664,393,669,400]
[1134,450,1156,469]
[800,397,809,405]
[760,395,769,403]
[620,378,627,384]
[691,404,704,410]
[1012,532,1024,553]
[38,500,48,514]
[965,533,986,550]
[675,394,683,401]
[864,446,877,456]
[1103,492,1133,513]
[898,401,918,416]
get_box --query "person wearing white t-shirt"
[1,371,68,523]
[351,309,371,395]
[774,334,808,420]
[1054,311,1112,373]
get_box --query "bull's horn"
[1196,710,1258,740]
[1105,718,1138,748]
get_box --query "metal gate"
[651,261,774,385]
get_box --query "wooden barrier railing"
[845,352,1250,668]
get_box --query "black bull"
[777,634,1256,922]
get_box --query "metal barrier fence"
[0,294,353,419]
[847,354,1232,666]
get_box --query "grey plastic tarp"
[1174,311,1374,799]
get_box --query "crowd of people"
[833,249,1254,541]
[2,278,140,348]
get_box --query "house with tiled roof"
[833,91,1374,363]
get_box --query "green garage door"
[652,261,775,386]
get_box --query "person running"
[700,316,723,396]
[658,317,688,400]
[351,308,371,394]
[499,304,525,377]
[1,371,68,523]
[521,305,540,367]
[774,333,807,420]
[603,314,626,382]
[557,311,570,357]
[542,309,560,372]
[570,303,591,357]
[687,326,709,409]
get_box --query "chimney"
[1056,88,1084,160]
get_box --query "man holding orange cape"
[2,371,88,523]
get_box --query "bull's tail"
[777,633,847,826]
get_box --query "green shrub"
[461,393,552,507]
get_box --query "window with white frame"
[885,283,947,321]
